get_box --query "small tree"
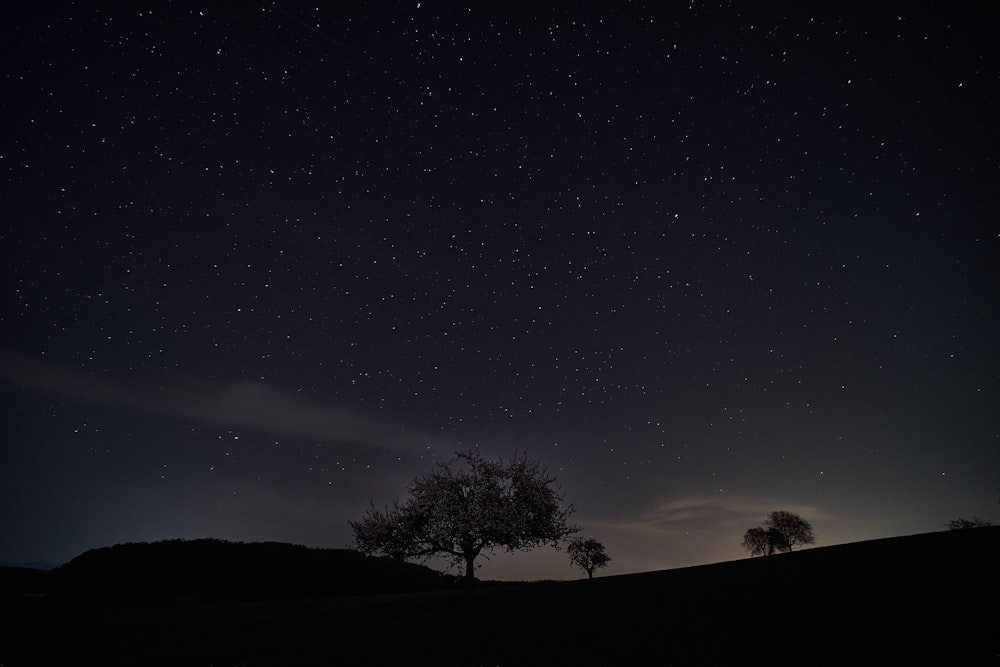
[742,526,777,556]
[567,537,611,579]
[742,511,815,556]
[763,510,815,552]
[946,517,991,530]
[350,450,577,594]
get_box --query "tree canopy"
[946,516,991,530]
[567,537,611,579]
[741,526,782,556]
[742,511,815,556]
[350,450,577,591]
[764,510,816,551]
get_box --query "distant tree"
[945,517,992,530]
[742,511,815,556]
[741,527,778,556]
[763,511,815,551]
[350,450,577,594]
[567,537,611,579]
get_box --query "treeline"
[45,539,455,601]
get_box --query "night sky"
[2,1,997,580]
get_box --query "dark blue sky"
[2,1,997,579]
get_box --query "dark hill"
[3,528,997,665]
[46,538,453,600]
[0,567,47,599]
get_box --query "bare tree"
[567,537,611,579]
[741,527,775,556]
[946,517,991,530]
[350,450,577,593]
[742,511,815,555]
[762,511,815,552]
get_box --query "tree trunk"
[587,569,593,579]
[464,555,476,598]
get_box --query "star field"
[2,1,997,579]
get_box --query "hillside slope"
[45,538,454,600]
[2,528,997,665]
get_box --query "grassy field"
[2,527,997,665]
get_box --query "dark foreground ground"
[2,528,998,666]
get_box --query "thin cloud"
[590,494,835,537]
[577,494,838,572]
[0,349,447,451]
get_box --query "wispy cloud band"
[590,494,834,536]
[0,349,446,452]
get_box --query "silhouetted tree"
[350,450,577,594]
[763,511,815,551]
[946,517,991,530]
[742,511,815,555]
[567,537,611,579]
[350,498,418,562]
[742,526,780,556]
